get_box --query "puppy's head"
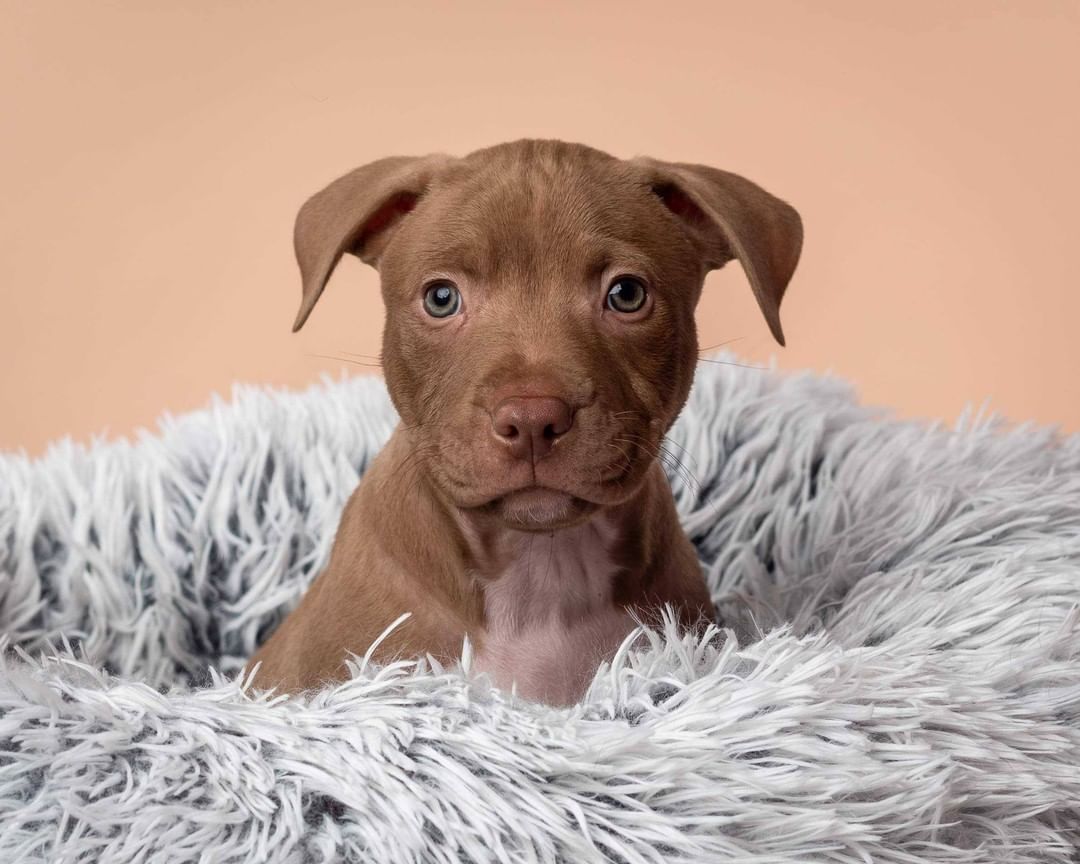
[293,140,802,531]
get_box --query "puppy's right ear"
[291,154,453,331]
[632,158,802,346]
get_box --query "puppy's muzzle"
[491,396,574,463]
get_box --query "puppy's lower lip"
[502,486,570,504]
[495,486,596,531]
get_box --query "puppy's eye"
[606,277,648,314]
[422,281,461,318]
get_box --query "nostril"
[542,423,559,440]
[493,415,520,440]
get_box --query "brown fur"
[250,139,802,704]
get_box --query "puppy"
[250,139,802,705]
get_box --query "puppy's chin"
[492,487,599,532]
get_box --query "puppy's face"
[292,140,802,531]
[377,149,703,530]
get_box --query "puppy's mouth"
[485,486,599,531]
[430,423,655,528]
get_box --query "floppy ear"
[291,154,453,331]
[634,158,803,346]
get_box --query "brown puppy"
[250,139,802,705]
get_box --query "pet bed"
[1,359,1078,862]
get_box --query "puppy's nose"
[492,396,574,462]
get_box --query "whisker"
[617,432,704,494]
[306,353,383,369]
[660,444,703,490]
[614,436,692,490]
[696,357,765,370]
[656,435,699,468]
[698,336,746,353]
[613,432,721,521]
[384,441,429,487]
[340,351,384,361]
[603,440,636,476]
[656,446,701,490]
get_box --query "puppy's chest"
[471,524,638,705]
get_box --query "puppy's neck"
[452,491,653,704]
[471,518,623,634]
[366,432,704,704]
[449,472,666,632]
[369,430,668,618]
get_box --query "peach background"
[2,1,1078,456]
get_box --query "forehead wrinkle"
[587,239,661,282]
[411,241,487,281]
[441,222,658,292]
[433,181,540,280]
[419,160,660,287]
[408,203,494,279]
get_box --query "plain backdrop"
[2,1,1078,455]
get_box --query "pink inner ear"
[355,191,419,251]
[653,182,708,226]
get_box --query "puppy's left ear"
[291,153,454,332]
[634,158,803,346]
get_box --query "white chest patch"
[471,519,639,705]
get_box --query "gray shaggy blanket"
[1,359,1078,863]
